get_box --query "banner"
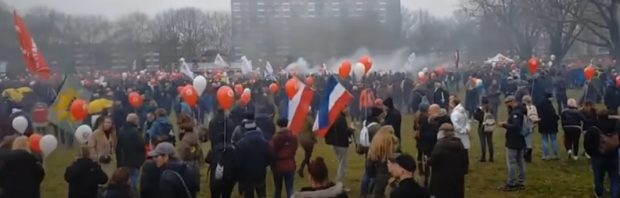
[14,11,50,79]
[48,76,92,133]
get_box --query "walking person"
[387,153,429,198]
[522,95,539,163]
[584,110,619,198]
[325,109,354,186]
[429,123,468,198]
[116,113,146,191]
[271,118,298,198]
[449,96,470,170]
[561,99,587,160]
[236,120,273,198]
[473,98,495,162]
[297,116,316,178]
[499,96,527,191]
[537,94,560,160]
[65,146,109,198]
[88,116,118,179]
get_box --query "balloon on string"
[181,85,198,107]
[128,92,143,108]
[217,86,235,110]
[193,75,207,96]
[528,57,539,75]
[353,63,366,82]
[40,135,58,156]
[12,116,28,134]
[339,60,352,79]
[29,133,42,153]
[74,125,93,144]
[285,78,299,100]
[70,99,88,121]
[240,88,252,106]
[359,55,373,74]
[234,84,244,95]
[269,83,279,94]
[584,65,597,81]
[306,76,315,87]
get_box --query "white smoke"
[324,47,450,75]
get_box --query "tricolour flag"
[287,79,314,134]
[14,11,50,79]
[313,76,354,137]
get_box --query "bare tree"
[572,0,620,64]
[110,12,152,44]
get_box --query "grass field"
[41,90,597,198]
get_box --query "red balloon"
[584,65,597,81]
[374,98,383,107]
[528,57,539,75]
[181,85,198,107]
[128,92,143,108]
[436,66,447,76]
[616,76,620,87]
[70,99,88,121]
[339,60,352,79]
[285,78,299,100]
[306,76,315,87]
[269,83,279,94]
[359,55,373,74]
[217,86,235,110]
[234,84,244,95]
[240,90,252,106]
[29,133,42,153]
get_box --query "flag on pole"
[240,56,253,74]
[179,57,194,79]
[214,54,228,66]
[313,76,354,137]
[14,11,50,79]
[287,80,314,134]
[264,61,275,80]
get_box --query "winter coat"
[423,114,452,153]
[429,136,467,198]
[383,108,402,141]
[116,122,146,169]
[159,160,200,198]
[65,158,108,198]
[390,178,429,198]
[293,182,348,198]
[325,113,353,148]
[178,132,203,167]
[256,113,276,141]
[464,87,479,114]
[0,150,45,198]
[504,106,526,149]
[450,104,470,149]
[148,117,173,141]
[236,130,274,183]
[101,183,132,198]
[537,100,559,134]
[271,129,298,173]
[433,88,450,109]
[140,160,162,198]
[207,111,236,149]
[585,117,620,158]
[88,129,117,162]
[561,107,586,127]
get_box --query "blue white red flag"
[313,76,354,137]
[287,79,314,134]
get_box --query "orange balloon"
[528,57,539,75]
[240,90,252,106]
[306,76,315,87]
[285,78,299,100]
[70,99,88,121]
[269,83,279,94]
[339,60,352,79]
[217,86,235,110]
[29,133,42,153]
[128,92,143,108]
[234,84,244,95]
[181,85,198,107]
[359,55,373,74]
[584,65,596,81]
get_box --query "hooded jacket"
[148,117,173,140]
[429,136,467,198]
[293,182,348,198]
[236,130,274,182]
[383,98,402,140]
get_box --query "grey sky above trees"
[4,0,459,18]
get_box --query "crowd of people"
[0,59,619,198]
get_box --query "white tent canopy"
[485,53,515,64]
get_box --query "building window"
[257,2,265,5]
[258,8,265,12]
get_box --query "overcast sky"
[5,0,459,19]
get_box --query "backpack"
[206,145,237,182]
[482,112,496,133]
[599,131,620,154]
[359,121,379,147]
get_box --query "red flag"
[14,11,50,79]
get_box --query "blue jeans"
[541,133,558,157]
[506,148,526,186]
[360,166,375,196]
[591,157,619,197]
[129,168,139,193]
[273,171,294,198]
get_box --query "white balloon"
[243,88,251,94]
[418,71,425,78]
[40,135,58,156]
[550,54,556,61]
[353,63,366,82]
[74,125,93,144]
[193,75,208,96]
[121,72,128,79]
[12,116,28,134]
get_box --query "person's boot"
[298,160,307,178]
[525,149,532,163]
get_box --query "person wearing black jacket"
[236,128,274,198]
[116,113,146,192]
[433,83,450,110]
[429,123,467,198]
[388,154,429,198]
[150,142,200,198]
[499,96,526,191]
[561,99,587,160]
[65,146,108,198]
[537,94,559,160]
[139,160,161,198]
[325,110,354,185]
[208,109,236,149]
[382,98,402,145]
[584,114,619,198]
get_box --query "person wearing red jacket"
[271,118,299,198]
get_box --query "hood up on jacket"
[293,182,345,198]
